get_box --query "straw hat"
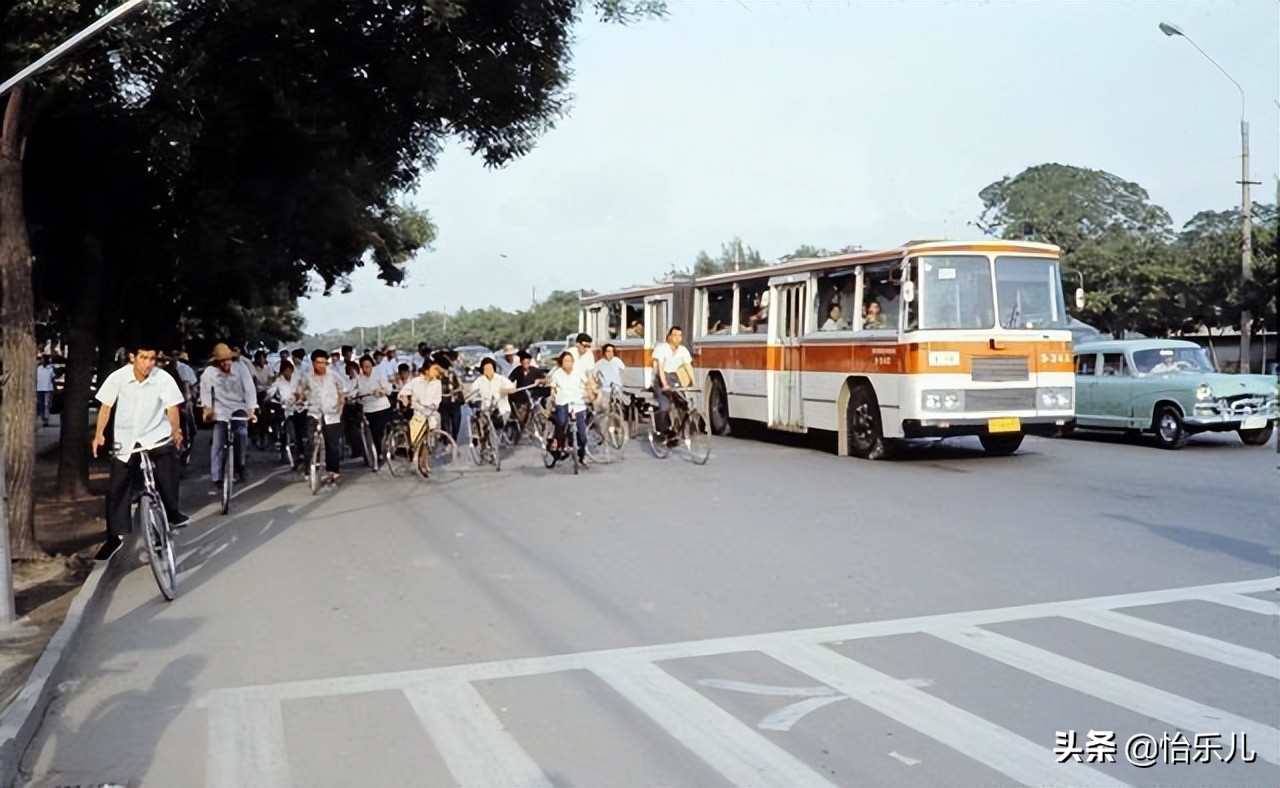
[502,344,518,356]
[209,343,235,362]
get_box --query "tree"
[689,237,767,276]
[5,0,665,556]
[1176,204,1277,336]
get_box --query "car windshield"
[995,256,1069,329]
[1132,347,1215,374]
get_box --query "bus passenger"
[863,301,886,329]
[821,303,847,331]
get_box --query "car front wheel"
[1153,404,1188,450]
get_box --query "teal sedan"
[1072,339,1277,449]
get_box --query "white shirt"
[96,365,183,461]
[199,363,257,420]
[174,360,197,388]
[467,374,516,416]
[355,373,392,413]
[374,358,399,386]
[595,357,626,392]
[399,376,442,417]
[266,375,302,416]
[496,355,517,377]
[251,363,274,392]
[297,370,345,423]
[569,345,596,382]
[652,341,692,385]
[551,367,587,409]
[35,364,56,392]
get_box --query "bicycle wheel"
[429,429,458,469]
[648,424,672,459]
[360,420,378,472]
[603,411,628,450]
[141,495,176,601]
[383,425,412,477]
[283,418,298,470]
[489,420,502,471]
[687,409,711,465]
[466,418,485,466]
[221,438,234,515]
[309,431,324,494]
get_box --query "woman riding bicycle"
[548,351,594,466]
[467,357,516,431]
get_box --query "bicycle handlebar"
[111,438,173,458]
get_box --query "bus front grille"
[965,388,1035,412]
[970,356,1029,382]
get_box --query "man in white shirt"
[296,349,347,483]
[496,344,519,377]
[200,342,259,494]
[651,325,695,446]
[568,333,596,383]
[92,342,190,560]
[374,346,400,387]
[35,354,56,427]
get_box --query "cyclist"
[433,350,465,441]
[467,357,516,433]
[549,351,593,466]
[651,325,694,447]
[200,342,258,495]
[508,351,548,427]
[568,333,596,383]
[266,360,306,464]
[398,357,445,445]
[91,341,190,560]
[295,349,346,485]
[594,343,627,411]
[356,354,395,454]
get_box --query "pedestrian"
[35,354,56,427]
[496,344,519,377]
[295,349,347,485]
[434,350,464,441]
[356,355,394,457]
[91,341,190,560]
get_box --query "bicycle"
[467,398,504,471]
[383,406,458,479]
[116,441,178,601]
[214,412,251,514]
[381,407,415,477]
[177,401,197,476]
[349,394,383,472]
[596,384,630,450]
[504,384,548,447]
[540,405,584,475]
[648,387,711,464]
[303,415,333,495]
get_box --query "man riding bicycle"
[91,341,191,560]
[200,342,258,495]
[651,326,695,447]
[295,349,347,485]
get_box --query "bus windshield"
[914,255,995,330]
[995,256,1068,330]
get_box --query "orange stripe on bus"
[694,340,1073,374]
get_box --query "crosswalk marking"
[1199,592,1280,617]
[205,693,292,787]
[761,639,1122,788]
[199,576,1279,786]
[403,679,552,787]
[591,658,834,787]
[930,625,1280,766]
[1065,607,1280,677]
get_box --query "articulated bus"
[580,240,1077,458]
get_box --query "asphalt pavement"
[15,425,1279,787]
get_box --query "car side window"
[1101,353,1127,377]
[1075,354,1096,375]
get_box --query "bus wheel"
[847,385,888,460]
[709,379,731,436]
[979,432,1024,455]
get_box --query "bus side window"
[738,279,769,334]
[704,286,734,335]
[606,302,622,340]
[863,262,903,331]
[815,269,856,331]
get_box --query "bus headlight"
[1037,386,1073,410]
[922,390,964,411]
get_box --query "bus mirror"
[1074,287,1085,310]
[902,280,915,303]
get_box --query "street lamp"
[1160,21,1257,372]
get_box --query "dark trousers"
[441,401,463,441]
[106,444,182,539]
[552,405,588,459]
[321,421,343,473]
[651,373,681,434]
[365,408,393,452]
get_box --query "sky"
[299,0,1280,334]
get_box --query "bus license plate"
[988,417,1021,433]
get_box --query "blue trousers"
[552,405,588,458]
[211,413,249,482]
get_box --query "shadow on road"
[1104,512,1280,569]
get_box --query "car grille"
[965,388,1035,412]
[1223,395,1279,416]
[970,356,1029,382]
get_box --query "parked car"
[527,340,566,369]
[1071,338,1277,448]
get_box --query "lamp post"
[1159,21,1257,372]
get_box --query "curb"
[0,463,292,788]
[0,557,109,788]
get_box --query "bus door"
[644,295,671,386]
[768,276,807,431]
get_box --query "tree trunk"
[55,237,104,499]
[0,85,43,559]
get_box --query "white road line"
[1199,592,1280,617]
[1065,608,1280,678]
[203,576,1280,704]
[403,679,552,787]
[591,658,834,787]
[761,640,1121,788]
[930,625,1280,766]
[205,693,292,787]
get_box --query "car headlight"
[1196,383,1213,401]
[922,390,964,411]
[1037,386,1073,410]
